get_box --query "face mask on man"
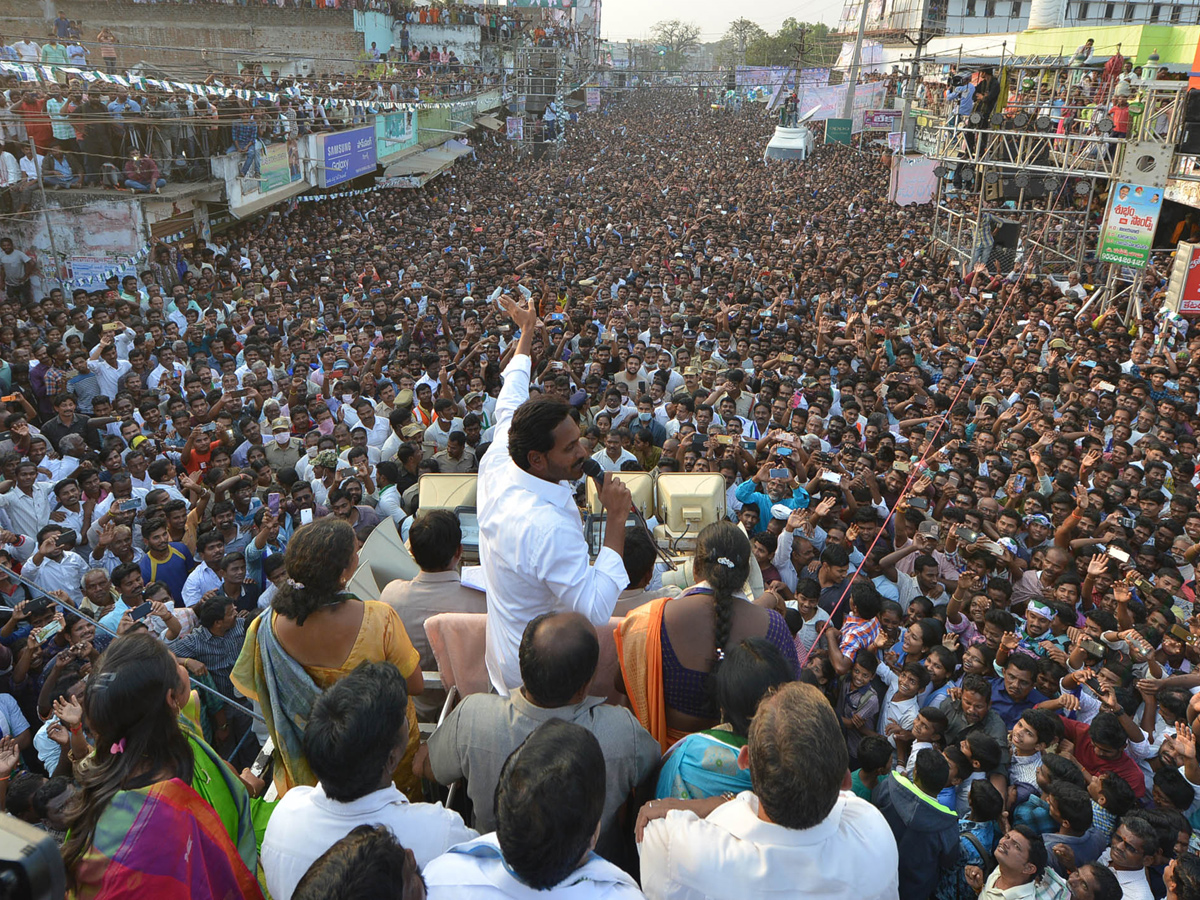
[638,412,652,423]
[306,445,318,458]
[317,419,334,436]
[274,432,291,446]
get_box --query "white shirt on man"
[424,833,645,899]
[637,791,899,900]
[590,447,637,473]
[478,355,628,695]
[262,782,477,900]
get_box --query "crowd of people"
[0,80,1196,899]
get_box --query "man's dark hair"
[959,673,992,704]
[748,682,848,830]
[518,613,599,707]
[303,662,409,803]
[905,742,944,790]
[408,509,461,572]
[820,544,850,569]
[1012,823,1049,881]
[1096,771,1138,816]
[1045,781,1093,833]
[621,528,657,589]
[195,595,232,630]
[494,720,606,890]
[1089,712,1128,751]
[1153,766,1195,812]
[856,735,893,773]
[292,824,418,900]
[508,397,572,472]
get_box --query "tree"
[743,19,840,68]
[649,19,702,72]
[722,17,767,65]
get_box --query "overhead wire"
[797,166,1080,666]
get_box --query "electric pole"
[794,24,806,92]
[842,0,870,120]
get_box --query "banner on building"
[798,68,830,86]
[316,126,378,189]
[825,118,852,145]
[1098,181,1163,268]
[864,109,901,131]
[509,0,575,6]
[736,66,794,89]
[887,131,905,153]
[586,86,600,110]
[506,117,524,140]
[258,140,303,194]
[375,110,418,161]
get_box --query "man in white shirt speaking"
[478,293,631,695]
[636,681,900,900]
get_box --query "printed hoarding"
[375,110,418,161]
[1098,182,1163,268]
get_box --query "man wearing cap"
[734,461,810,536]
[264,418,302,470]
[462,391,492,431]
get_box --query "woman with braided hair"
[616,521,800,753]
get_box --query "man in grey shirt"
[416,611,660,859]
[380,509,486,720]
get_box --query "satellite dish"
[795,105,823,125]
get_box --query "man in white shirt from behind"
[262,661,476,900]
[423,718,645,898]
[637,681,900,900]
[477,294,631,695]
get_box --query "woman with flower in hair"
[62,632,265,899]
[232,516,424,798]
[616,521,799,753]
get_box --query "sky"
[596,0,846,43]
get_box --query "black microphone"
[581,459,677,570]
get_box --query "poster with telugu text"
[1098,181,1162,268]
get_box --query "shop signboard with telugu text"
[864,109,901,131]
[1098,181,1163,268]
[317,126,378,189]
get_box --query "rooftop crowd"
[0,82,1194,899]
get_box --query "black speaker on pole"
[1181,89,1200,153]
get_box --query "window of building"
[1103,2,1114,15]
[1123,2,1135,18]
[1078,0,1090,15]
[985,0,996,14]
[1170,3,1182,20]
[1012,0,1022,14]
[1151,3,1161,18]
[966,0,977,14]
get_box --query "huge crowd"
[0,82,1195,899]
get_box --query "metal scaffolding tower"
[512,45,570,158]
[925,55,1187,315]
